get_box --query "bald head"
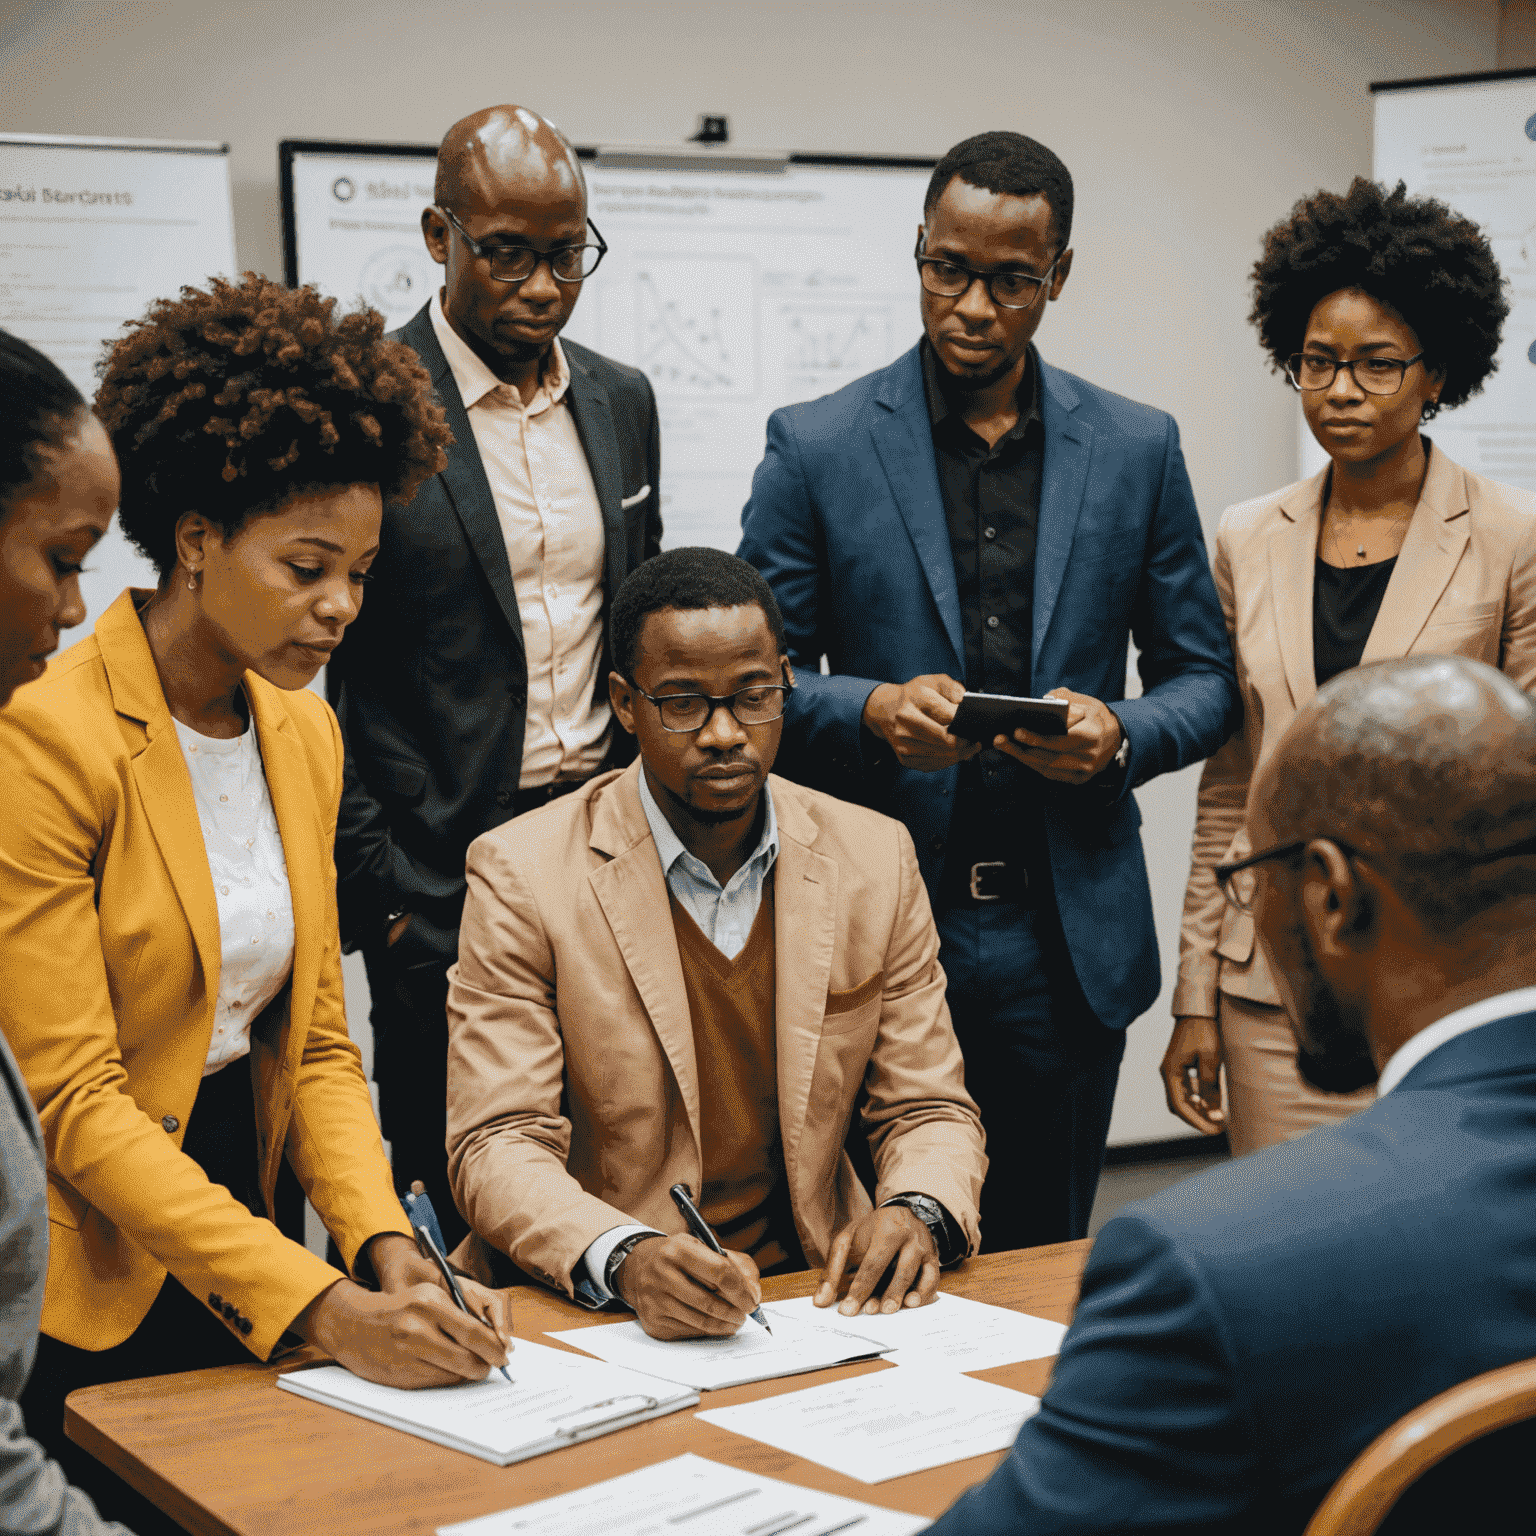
[1252,656,1536,935]
[435,105,586,215]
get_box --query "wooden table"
[66,1241,1092,1535]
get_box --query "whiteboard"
[1372,70,1536,493]
[282,141,934,551]
[0,132,238,623]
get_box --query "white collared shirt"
[1376,986,1536,1096]
[172,717,295,1074]
[579,776,781,1301]
[429,294,609,788]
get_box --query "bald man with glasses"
[328,105,662,1249]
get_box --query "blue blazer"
[738,344,1236,1028]
[926,1008,1536,1535]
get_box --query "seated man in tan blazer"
[447,547,986,1338]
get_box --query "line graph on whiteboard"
[634,258,756,399]
[777,303,895,395]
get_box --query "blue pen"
[669,1182,772,1334]
[411,1219,513,1383]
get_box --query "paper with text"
[437,1452,929,1535]
[769,1291,1067,1372]
[697,1369,1039,1483]
[545,1302,887,1390]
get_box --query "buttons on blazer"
[162,1114,179,1133]
[208,1292,222,1310]
[495,788,513,808]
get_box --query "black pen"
[668,1183,772,1334]
[411,1220,513,1382]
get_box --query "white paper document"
[768,1291,1068,1372]
[545,1302,888,1391]
[437,1452,930,1536]
[276,1339,696,1466]
[697,1369,1039,1483]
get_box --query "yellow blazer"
[0,589,410,1358]
[1175,443,1536,1015]
[446,760,986,1297]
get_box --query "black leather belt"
[938,857,1035,908]
[511,779,586,818]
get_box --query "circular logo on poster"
[1529,338,1536,366]
[1526,113,1536,142]
[331,176,356,202]
[361,246,437,319]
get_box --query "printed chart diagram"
[777,303,895,397]
[358,245,438,322]
[634,258,755,399]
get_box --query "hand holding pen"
[411,1219,515,1383]
[669,1184,773,1334]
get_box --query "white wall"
[2,0,1500,1145]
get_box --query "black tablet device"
[949,692,1071,741]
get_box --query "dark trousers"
[365,925,468,1257]
[21,1058,303,1536]
[937,898,1126,1253]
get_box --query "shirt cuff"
[579,1223,664,1305]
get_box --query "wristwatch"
[1111,723,1131,773]
[881,1193,960,1266]
[604,1231,663,1298]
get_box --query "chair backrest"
[1304,1355,1536,1536]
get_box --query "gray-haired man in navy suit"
[329,105,661,1251]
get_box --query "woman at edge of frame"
[1161,177,1536,1155]
[0,277,512,1534]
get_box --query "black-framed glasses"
[1284,352,1425,396]
[632,676,794,734]
[914,237,1056,310]
[437,205,608,283]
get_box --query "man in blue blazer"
[739,132,1235,1249]
[928,654,1536,1534]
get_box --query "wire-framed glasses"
[914,237,1056,310]
[1284,352,1425,396]
[437,205,608,283]
[632,678,793,734]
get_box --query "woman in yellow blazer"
[1162,179,1536,1155]
[0,277,510,1532]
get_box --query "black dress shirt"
[1313,556,1397,689]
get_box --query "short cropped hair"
[95,273,451,575]
[610,547,787,680]
[1250,178,1509,411]
[924,131,1074,253]
[0,328,86,518]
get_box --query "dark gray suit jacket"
[328,304,662,972]
[0,1029,130,1534]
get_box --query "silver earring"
[185,566,198,592]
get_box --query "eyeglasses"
[914,237,1056,310]
[437,205,608,284]
[632,678,793,734]
[1284,352,1425,396]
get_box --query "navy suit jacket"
[738,343,1236,1028]
[927,1008,1536,1535]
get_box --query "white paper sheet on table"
[545,1302,888,1390]
[696,1368,1040,1483]
[436,1452,930,1535]
[767,1291,1068,1372]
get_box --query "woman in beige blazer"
[1163,178,1536,1154]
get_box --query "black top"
[1313,556,1397,689]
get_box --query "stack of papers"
[437,1453,930,1535]
[546,1302,888,1390]
[276,1340,697,1466]
[768,1291,1067,1372]
[697,1369,1040,1483]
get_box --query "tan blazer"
[0,591,410,1358]
[1175,444,1536,1015]
[445,761,986,1296]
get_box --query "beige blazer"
[445,761,986,1296]
[1175,444,1536,1015]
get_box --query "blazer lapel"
[1360,444,1471,663]
[871,348,964,671]
[1032,360,1095,676]
[562,344,626,600]
[1268,470,1327,709]
[400,306,525,653]
[769,790,838,1191]
[587,767,702,1164]
[96,592,223,1019]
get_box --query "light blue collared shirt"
[637,769,780,960]
[576,773,780,1306]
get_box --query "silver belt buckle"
[969,861,1007,902]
